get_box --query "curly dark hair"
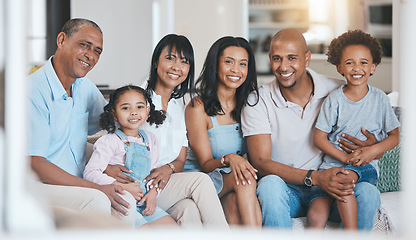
[100,85,166,133]
[193,36,259,122]
[327,29,383,66]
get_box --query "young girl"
[308,30,400,229]
[83,85,177,227]
[184,36,261,226]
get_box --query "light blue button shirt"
[28,57,107,177]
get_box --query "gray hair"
[61,18,102,38]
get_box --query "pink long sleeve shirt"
[83,130,159,185]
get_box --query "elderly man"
[29,18,136,224]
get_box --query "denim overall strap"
[210,115,219,127]
[137,129,150,150]
[114,129,128,142]
[114,129,151,188]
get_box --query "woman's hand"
[225,153,258,185]
[104,165,136,184]
[138,188,158,216]
[143,165,172,190]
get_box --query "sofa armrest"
[379,191,402,232]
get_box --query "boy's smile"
[336,44,376,88]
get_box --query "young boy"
[307,29,400,230]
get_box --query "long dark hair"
[100,85,166,133]
[194,36,258,122]
[146,34,195,101]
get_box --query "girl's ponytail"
[145,91,166,127]
[99,102,116,133]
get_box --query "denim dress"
[184,116,247,194]
[115,129,168,227]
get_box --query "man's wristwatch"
[304,170,314,187]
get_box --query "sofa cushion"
[375,144,401,193]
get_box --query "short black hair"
[327,29,383,65]
[61,18,102,38]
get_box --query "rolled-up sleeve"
[241,91,272,137]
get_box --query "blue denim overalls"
[115,129,168,227]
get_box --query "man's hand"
[97,184,131,217]
[313,167,355,202]
[104,165,136,184]
[339,127,378,153]
[143,165,172,190]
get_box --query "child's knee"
[344,169,359,182]
[308,206,327,227]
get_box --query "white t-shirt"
[241,68,344,170]
[141,91,188,166]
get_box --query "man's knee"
[355,182,381,208]
[354,182,380,230]
[117,192,136,227]
[81,188,111,214]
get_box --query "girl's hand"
[225,153,258,185]
[143,165,172,190]
[138,188,157,216]
[113,181,143,201]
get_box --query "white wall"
[170,0,248,78]
[71,0,153,88]
[71,0,247,89]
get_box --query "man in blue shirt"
[29,18,135,223]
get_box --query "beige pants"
[157,172,228,229]
[37,183,135,229]
[38,172,228,229]
[38,183,111,215]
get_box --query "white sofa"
[291,191,402,233]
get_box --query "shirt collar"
[44,56,83,101]
[150,90,180,109]
[269,68,325,108]
[307,68,329,100]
